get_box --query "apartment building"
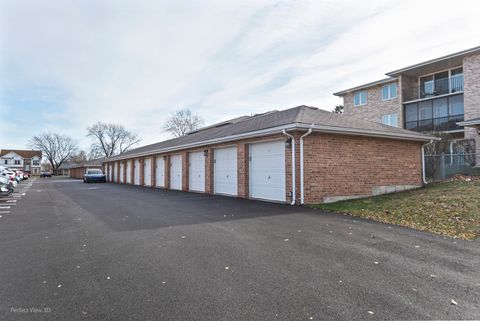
[0,149,42,175]
[334,46,480,160]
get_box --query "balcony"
[405,114,464,132]
[402,74,463,102]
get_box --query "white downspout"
[422,140,433,185]
[300,128,313,205]
[282,130,296,205]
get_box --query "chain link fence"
[425,153,480,182]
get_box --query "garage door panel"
[214,147,237,196]
[120,163,124,183]
[134,160,141,185]
[144,158,152,186]
[156,157,165,188]
[113,163,118,182]
[189,151,205,192]
[250,140,286,202]
[170,155,182,190]
[126,161,132,184]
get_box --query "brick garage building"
[103,106,436,204]
[67,159,104,179]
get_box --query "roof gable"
[1,151,21,159]
[0,149,42,159]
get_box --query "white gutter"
[421,140,434,185]
[299,127,313,205]
[457,119,480,126]
[104,123,436,163]
[282,130,296,205]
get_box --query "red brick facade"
[105,132,424,204]
[69,166,102,179]
[302,133,423,203]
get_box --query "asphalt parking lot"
[0,177,479,321]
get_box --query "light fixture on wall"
[163,155,167,160]
[285,138,292,148]
[203,150,208,157]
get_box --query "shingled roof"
[106,105,436,162]
[58,158,105,169]
[0,149,42,159]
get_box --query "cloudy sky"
[1,0,479,151]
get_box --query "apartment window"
[381,113,398,127]
[3,160,7,165]
[354,90,367,106]
[382,83,397,100]
[33,160,39,166]
[404,94,464,132]
[449,94,464,115]
[14,160,21,165]
[419,67,464,98]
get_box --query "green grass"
[312,180,480,240]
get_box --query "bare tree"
[163,109,204,137]
[424,132,453,155]
[30,132,78,174]
[68,150,88,163]
[87,122,141,158]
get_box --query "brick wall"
[69,166,102,179]
[165,155,170,189]
[130,160,134,184]
[205,148,214,193]
[302,133,423,203]
[342,80,403,126]
[70,167,84,179]
[463,52,480,163]
[237,142,249,198]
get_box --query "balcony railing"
[402,74,463,102]
[405,114,464,132]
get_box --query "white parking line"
[6,200,17,203]
[0,211,10,214]
[0,206,10,209]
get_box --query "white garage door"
[126,160,132,184]
[120,162,124,183]
[156,157,165,188]
[214,147,237,196]
[249,140,286,202]
[170,154,182,190]
[144,158,152,186]
[109,164,113,182]
[189,151,205,192]
[113,163,118,182]
[134,159,141,185]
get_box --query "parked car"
[40,172,52,178]
[1,168,17,182]
[13,170,24,180]
[83,169,106,183]
[0,176,14,196]
[0,167,16,192]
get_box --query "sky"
[1,0,480,152]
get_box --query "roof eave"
[333,77,398,96]
[457,120,480,126]
[386,45,480,77]
[102,124,435,163]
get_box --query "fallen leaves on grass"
[312,180,480,240]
